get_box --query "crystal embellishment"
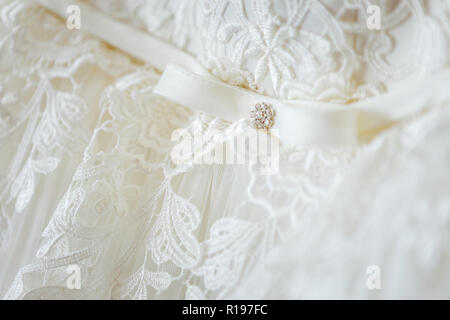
[250,102,274,130]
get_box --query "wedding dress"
[0,0,449,299]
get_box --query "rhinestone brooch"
[250,102,274,131]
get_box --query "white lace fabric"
[0,0,450,299]
[87,0,450,101]
[0,0,137,296]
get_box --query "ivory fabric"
[0,0,450,299]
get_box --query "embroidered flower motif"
[243,17,297,91]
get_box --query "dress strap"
[154,64,450,146]
[154,64,359,147]
[32,0,205,74]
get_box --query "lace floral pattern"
[4,65,355,299]
[2,0,450,300]
[85,0,449,101]
[0,0,135,245]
